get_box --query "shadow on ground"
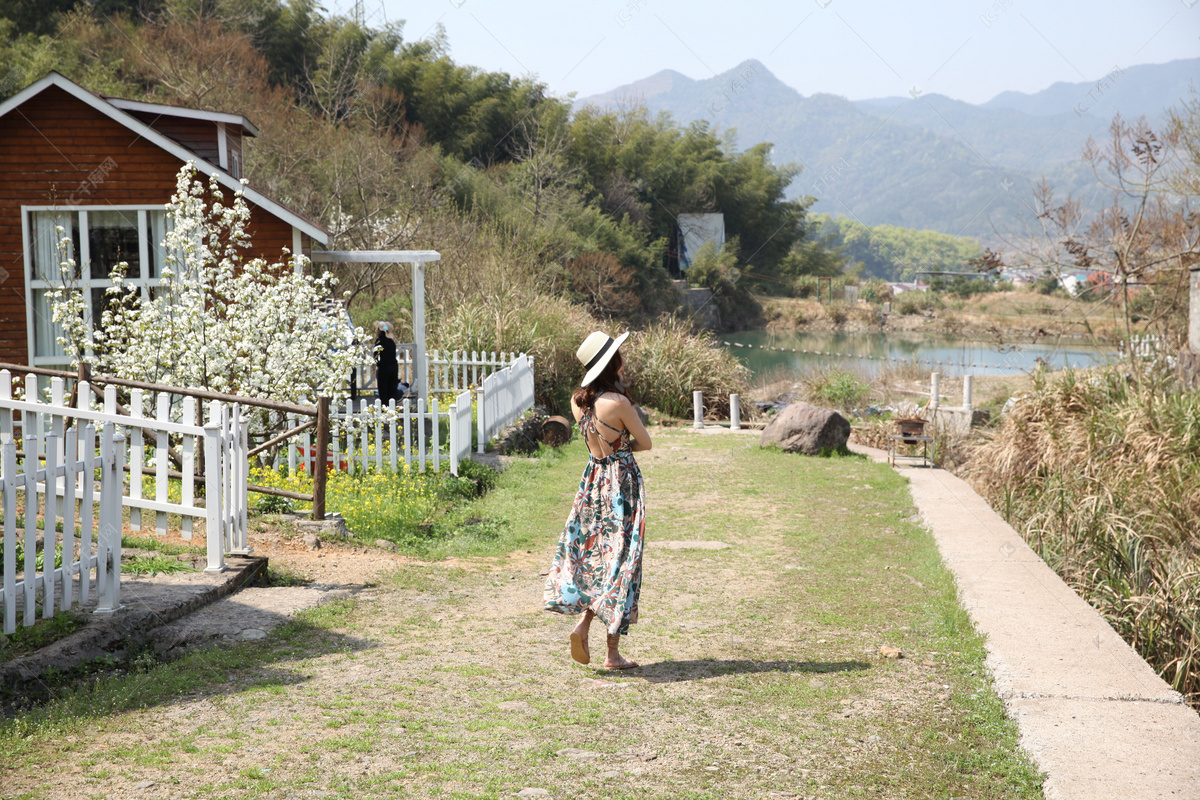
[628,659,871,683]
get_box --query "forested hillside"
[0,0,826,312]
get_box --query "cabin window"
[229,148,242,179]
[25,207,172,365]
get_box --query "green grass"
[0,431,1043,800]
[0,610,90,661]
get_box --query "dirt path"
[3,430,1043,799]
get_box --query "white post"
[155,392,170,537]
[94,424,125,616]
[476,387,486,454]
[403,398,412,472]
[42,434,58,620]
[449,398,459,477]
[61,426,77,611]
[417,397,427,472]
[22,431,36,626]
[693,390,704,429]
[2,438,15,634]
[730,394,741,430]
[412,261,427,399]
[203,423,226,573]
[0,369,11,442]
[129,389,143,531]
[78,423,95,603]
[181,396,195,540]
[963,375,973,410]
[388,399,398,473]
[431,397,440,472]
[930,372,940,411]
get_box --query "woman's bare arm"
[615,397,652,452]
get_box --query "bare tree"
[1001,115,1200,376]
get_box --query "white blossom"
[50,163,367,414]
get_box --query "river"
[719,330,1116,378]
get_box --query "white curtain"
[30,210,76,281]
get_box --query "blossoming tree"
[51,163,366,407]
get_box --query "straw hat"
[577,331,629,387]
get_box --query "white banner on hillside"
[678,213,725,271]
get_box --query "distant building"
[887,281,930,294]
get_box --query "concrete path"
[851,443,1200,800]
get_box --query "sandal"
[604,634,638,669]
[570,632,590,665]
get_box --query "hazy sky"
[361,0,1198,103]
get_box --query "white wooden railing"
[279,390,476,477]
[0,422,124,633]
[0,371,248,581]
[428,350,518,393]
[355,350,518,398]
[476,355,535,453]
[281,354,533,475]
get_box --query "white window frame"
[22,205,167,367]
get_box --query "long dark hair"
[572,350,630,410]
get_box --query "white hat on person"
[577,331,630,387]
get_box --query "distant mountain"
[578,58,1198,243]
[981,58,1198,119]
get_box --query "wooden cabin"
[0,71,330,368]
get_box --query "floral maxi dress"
[543,408,645,636]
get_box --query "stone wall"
[673,279,721,331]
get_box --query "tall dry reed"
[432,299,748,418]
[969,367,1200,706]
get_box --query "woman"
[374,321,399,406]
[543,331,652,669]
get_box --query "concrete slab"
[1,555,266,694]
[845,441,1200,799]
[1008,697,1200,800]
[149,584,356,659]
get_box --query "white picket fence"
[0,370,248,633]
[476,355,535,453]
[356,349,518,398]
[277,355,533,476]
[428,350,519,393]
[278,388,477,477]
[0,422,124,633]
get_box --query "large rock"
[760,402,850,455]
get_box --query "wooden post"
[312,396,330,521]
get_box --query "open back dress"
[543,404,646,636]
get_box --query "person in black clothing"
[374,321,400,406]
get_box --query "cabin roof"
[0,71,328,244]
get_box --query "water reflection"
[720,330,1115,378]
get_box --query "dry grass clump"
[432,299,748,419]
[430,291,597,412]
[623,315,749,419]
[969,367,1200,705]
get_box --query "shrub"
[893,291,934,315]
[802,368,869,412]
[969,367,1200,706]
[623,315,749,418]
